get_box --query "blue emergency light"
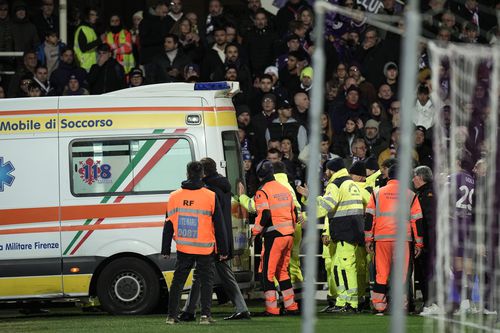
[194,82,230,90]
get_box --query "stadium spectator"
[62,74,89,95]
[27,80,42,97]
[278,50,305,97]
[414,126,433,169]
[87,43,126,94]
[275,34,303,70]
[377,84,394,112]
[363,119,388,159]
[239,0,275,38]
[293,91,309,126]
[128,67,144,87]
[202,0,235,46]
[50,46,87,95]
[37,30,65,76]
[104,14,135,74]
[146,33,191,83]
[170,17,203,63]
[7,50,37,98]
[74,7,99,72]
[368,101,391,142]
[168,0,184,22]
[213,43,252,98]
[0,0,14,63]
[252,93,278,162]
[31,0,58,41]
[139,1,174,65]
[275,0,312,37]
[331,116,362,158]
[183,63,200,82]
[414,84,435,133]
[265,99,308,155]
[347,62,377,107]
[201,26,227,81]
[32,64,54,96]
[243,9,279,76]
[130,10,142,57]
[298,66,313,93]
[344,137,369,169]
[330,85,368,134]
[11,2,39,53]
[382,61,399,96]
[225,23,240,45]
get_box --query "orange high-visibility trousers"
[262,235,298,314]
[371,241,410,312]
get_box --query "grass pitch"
[0,302,428,333]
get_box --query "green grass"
[0,302,428,333]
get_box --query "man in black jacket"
[87,43,126,94]
[139,1,174,65]
[146,33,191,83]
[179,158,250,321]
[242,9,279,76]
[162,161,228,325]
[50,47,87,95]
[412,165,436,311]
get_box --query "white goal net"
[427,41,500,332]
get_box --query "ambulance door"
[0,97,63,299]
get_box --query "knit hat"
[68,74,80,83]
[326,157,345,172]
[129,67,144,78]
[365,119,379,129]
[383,62,398,76]
[236,104,250,117]
[277,99,292,110]
[300,66,313,80]
[242,151,252,161]
[262,93,276,104]
[349,161,367,177]
[365,156,379,171]
[264,66,279,79]
[132,10,143,20]
[257,160,274,178]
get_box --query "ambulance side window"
[70,137,193,196]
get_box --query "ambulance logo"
[0,157,15,192]
[78,158,112,185]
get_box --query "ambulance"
[0,81,252,314]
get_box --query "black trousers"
[168,251,215,317]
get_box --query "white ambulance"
[0,81,252,314]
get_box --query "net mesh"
[427,41,500,332]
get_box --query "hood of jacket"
[181,178,205,190]
[328,168,350,184]
[203,173,231,194]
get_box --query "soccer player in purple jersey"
[448,150,475,313]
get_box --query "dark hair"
[200,157,217,177]
[321,134,330,142]
[272,161,286,174]
[213,25,226,34]
[267,148,282,157]
[164,33,179,44]
[381,157,397,168]
[260,74,273,81]
[388,164,398,179]
[35,64,48,71]
[187,161,204,180]
[224,42,239,54]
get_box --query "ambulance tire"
[97,257,160,315]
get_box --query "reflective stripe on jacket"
[316,168,365,244]
[74,25,97,72]
[168,187,216,255]
[105,29,135,73]
[252,180,296,236]
[365,179,424,246]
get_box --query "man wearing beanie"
[297,157,365,313]
[364,164,424,315]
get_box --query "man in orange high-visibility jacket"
[251,161,299,316]
[364,164,424,315]
[162,161,228,325]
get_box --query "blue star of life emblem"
[0,157,15,192]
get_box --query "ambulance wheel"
[97,257,160,315]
